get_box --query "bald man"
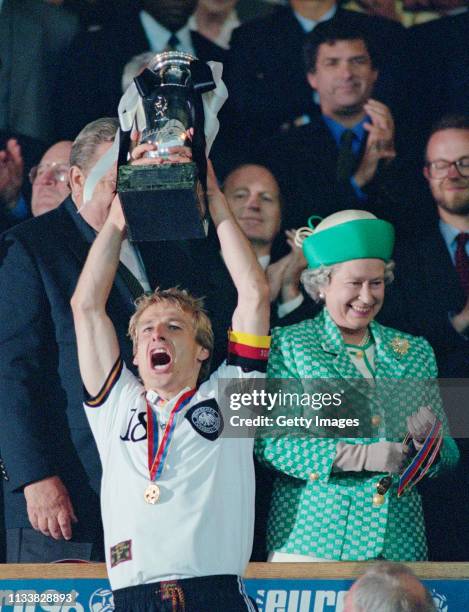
[223,163,315,327]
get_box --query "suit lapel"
[191,31,227,63]
[281,7,307,53]
[423,228,466,313]
[299,119,339,180]
[60,199,94,265]
[61,199,137,307]
[317,309,375,401]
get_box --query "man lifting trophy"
[116,51,227,241]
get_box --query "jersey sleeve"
[198,330,271,400]
[84,356,143,454]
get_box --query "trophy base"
[117,162,207,242]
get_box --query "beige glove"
[334,441,408,474]
[406,405,437,446]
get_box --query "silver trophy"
[140,51,194,158]
[118,51,216,242]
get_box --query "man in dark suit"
[216,0,407,172]
[385,116,469,377]
[54,0,227,140]
[0,118,121,561]
[257,20,400,233]
[0,116,234,561]
[381,115,469,561]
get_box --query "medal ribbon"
[410,434,443,490]
[147,389,195,482]
[398,418,443,497]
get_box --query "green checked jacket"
[255,308,459,561]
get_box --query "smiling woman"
[255,208,460,564]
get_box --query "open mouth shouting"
[150,348,173,373]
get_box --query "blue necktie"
[165,33,180,51]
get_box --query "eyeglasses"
[425,156,469,179]
[29,162,70,184]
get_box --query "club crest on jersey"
[185,398,223,440]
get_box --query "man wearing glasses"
[29,141,72,217]
[0,139,72,229]
[382,114,469,562]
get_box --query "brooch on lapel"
[389,336,410,357]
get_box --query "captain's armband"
[227,330,271,372]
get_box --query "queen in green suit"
[255,210,459,562]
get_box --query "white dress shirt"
[139,11,195,55]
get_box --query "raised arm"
[206,161,270,336]
[70,197,125,396]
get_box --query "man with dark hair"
[257,20,399,232]
[382,114,469,561]
[303,19,378,76]
[216,0,407,173]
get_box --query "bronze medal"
[144,483,160,504]
[144,389,195,507]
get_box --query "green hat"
[301,210,395,269]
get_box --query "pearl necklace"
[356,328,371,347]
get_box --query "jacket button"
[309,472,320,482]
[371,415,381,426]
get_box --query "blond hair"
[128,287,213,383]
